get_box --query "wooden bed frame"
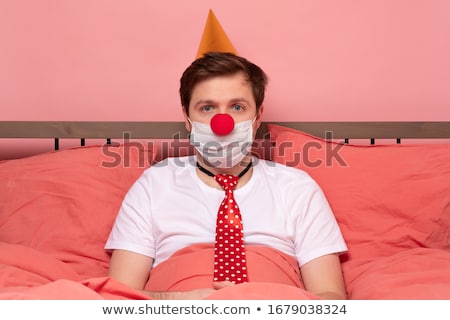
[1,121,450,150]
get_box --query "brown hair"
[180,52,268,116]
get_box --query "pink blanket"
[0,242,318,299]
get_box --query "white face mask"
[189,118,255,168]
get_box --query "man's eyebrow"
[193,99,215,106]
[229,98,251,105]
[192,98,251,107]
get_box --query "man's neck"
[195,155,254,189]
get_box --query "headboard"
[1,121,450,151]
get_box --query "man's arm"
[300,253,347,300]
[109,249,153,290]
[108,249,229,299]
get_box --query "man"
[105,52,348,299]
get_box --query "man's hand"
[145,281,235,300]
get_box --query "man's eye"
[202,105,213,112]
[233,104,243,111]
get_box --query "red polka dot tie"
[213,174,248,284]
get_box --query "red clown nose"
[210,113,235,136]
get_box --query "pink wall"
[1,0,450,122]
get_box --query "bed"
[0,121,449,300]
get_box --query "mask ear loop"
[185,117,194,136]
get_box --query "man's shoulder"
[255,158,308,175]
[254,158,318,187]
[150,155,194,169]
[141,156,195,178]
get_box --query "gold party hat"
[195,9,238,59]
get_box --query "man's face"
[184,72,263,135]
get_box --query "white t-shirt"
[105,156,347,268]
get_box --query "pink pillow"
[268,124,450,260]
[0,145,153,278]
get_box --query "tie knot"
[215,174,239,191]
